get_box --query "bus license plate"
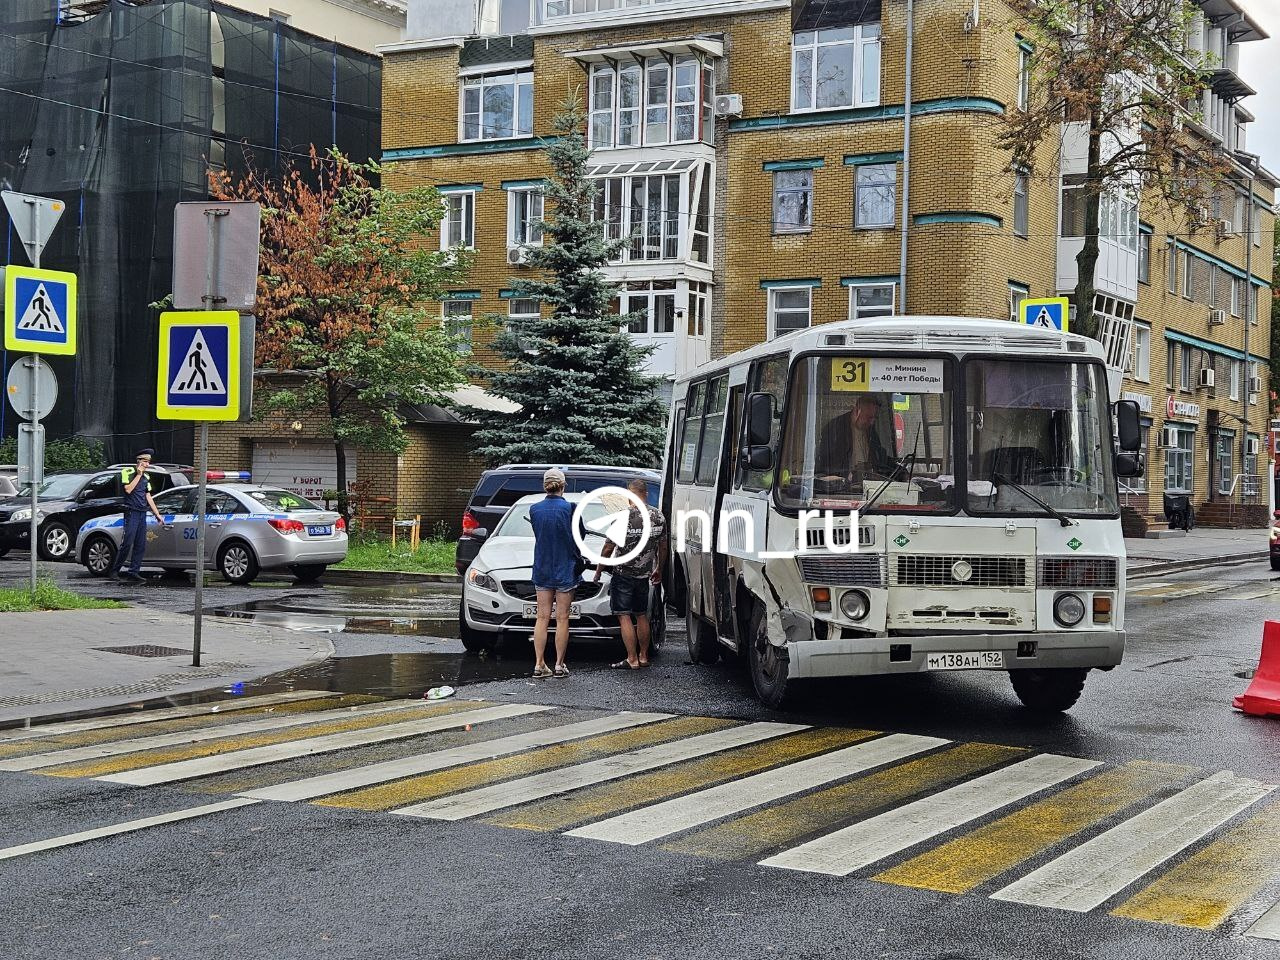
[307,525,332,537]
[523,603,581,620]
[925,651,1004,671]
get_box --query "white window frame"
[620,280,677,336]
[507,188,544,249]
[1137,230,1151,283]
[589,56,708,150]
[1181,250,1194,300]
[767,286,813,340]
[1164,424,1194,494]
[1231,275,1243,316]
[1013,168,1029,237]
[771,169,813,235]
[1008,282,1029,324]
[791,24,881,113]
[1131,321,1151,383]
[442,299,474,355]
[460,70,534,143]
[1230,358,1241,401]
[440,191,476,251]
[853,162,896,229]
[847,282,896,321]
[1017,46,1031,110]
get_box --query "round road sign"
[6,354,58,420]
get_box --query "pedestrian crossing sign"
[156,311,239,421]
[1019,296,1070,332]
[4,265,77,355]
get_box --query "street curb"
[326,568,462,585]
[1127,552,1271,580]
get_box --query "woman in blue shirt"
[529,468,577,678]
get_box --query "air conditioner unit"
[1159,425,1180,448]
[1208,308,1227,325]
[1197,367,1215,389]
[1249,375,1263,393]
[714,93,743,117]
[1215,218,1231,240]
[1247,436,1261,455]
[507,246,531,267]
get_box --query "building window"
[507,188,543,248]
[1060,175,1086,237]
[1179,346,1192,392]
[443,300,474,355]
[1165,341,1176,389]
[791,24,881,112]
[441,191,476,250]
[1131,321,1150,382]
[1230,359,1241,401]
[1164,424,1194,494]
[848,283,895,320]
[1017,46,1031,111]
[1245,439,1259,497]
[645,60,670,144]
[1181,250,1194,299]
[589,57,710,149]
[854,163,895,229]
[1008,283,1029,324]
[1231,275,1243,316]
[462,70,533,142]
[1138,230,1151,283]
[768,287,812,339]
[619,281,677,335]
[772,170,813,234]
[1013,168,1029,237]
[507,298,540,353]
[1167,240,1177,294]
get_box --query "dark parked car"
[456,464,662,574]
[0,465,191,561]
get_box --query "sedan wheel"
[40,522,72,561]
[84,536,117,577]
[217,541,259,585]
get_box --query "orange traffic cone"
[1233,620,1280,718]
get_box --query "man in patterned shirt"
[595,478,666,670]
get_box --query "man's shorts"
[609,575,650,615]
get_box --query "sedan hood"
[475,535,534,573]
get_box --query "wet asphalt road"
[2,558,1280,959]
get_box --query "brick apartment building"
[380,0,1276,526]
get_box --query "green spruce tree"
[466,98,667,467]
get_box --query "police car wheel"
[217,541,259,585]
[84,536,117,577]
[39,522,73,561]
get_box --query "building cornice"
[379,36,467,55]
[530,0,788,36]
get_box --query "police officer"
[112,448,164,583]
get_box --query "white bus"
[663,316,1144,712]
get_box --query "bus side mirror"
[745,446,774,471]
[1114,453,1143,478]
[1115,400,1141,452]
[746,392,774,447]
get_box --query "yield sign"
[2,191,66,264]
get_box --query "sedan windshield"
[965,359,1117,517]
[23,474,91,500]
[777,355,955,512]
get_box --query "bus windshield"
[777,355,955,512]
[965,358,1118,517]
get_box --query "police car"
[75,474,348,584]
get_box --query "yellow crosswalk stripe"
[315,715,735,811]
[660,742,1024,862]
[1112,802,1280,929]
[0,695,386,761]
[873,761,1191,894]
[40,699,483,779]
[485,726,878,832]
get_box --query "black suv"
[0,464,191,561]
[456,464,662,574]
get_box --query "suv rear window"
[567,475,660,506]
[487,476,545,507]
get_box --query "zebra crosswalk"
[2,692,1279,940]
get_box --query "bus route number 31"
[831,357,870,391]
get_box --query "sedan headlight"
[467,568,498,592]
[1053,592,1086,627]
[10,509,44,522]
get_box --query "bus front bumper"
[787,629,1125,679]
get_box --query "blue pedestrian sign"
[4,266,77,355]
[1019,296,1070,332]
[156,311,240,421]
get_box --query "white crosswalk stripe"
[394,721,808,821]
[760,753,1100,876]
[568,732,948,846]
[238,711,673,802]
[0,691,329,741]
[0,700,429,772]
[991,771,1274,912]
[95,703,553,786]
[1247,901,1280,941]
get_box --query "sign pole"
[26,198,41,595]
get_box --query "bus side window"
[738,354,788,491]
[676,381,706,484]
[695,376,729,486]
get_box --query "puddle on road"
[242,652,535,698]
[205,585,462,638]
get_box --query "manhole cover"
[94,644,194,658]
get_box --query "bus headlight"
[1053,592,1086,627]
[839,590,870,621]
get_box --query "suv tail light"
[461,510,480,535]
[268,518,304,534]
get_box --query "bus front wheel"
[1009,668,1088,714]
[748,601,793,709]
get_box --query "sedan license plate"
[925,651,1004,671]
[523,603,581,620]
[307,525,332,537]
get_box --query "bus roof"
[677,315,1105,383]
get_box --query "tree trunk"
[327,373,349,522]
[1073,118,1104,342]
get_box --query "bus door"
[711,384,745,639]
